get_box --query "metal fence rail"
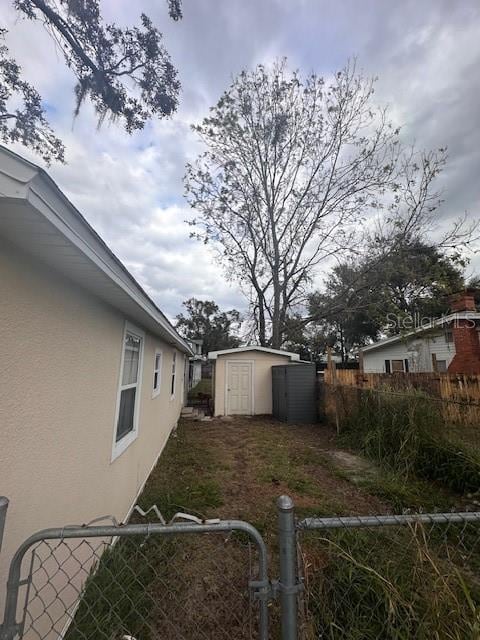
[0,519,270,640]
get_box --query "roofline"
[361,312,480,353]
[208,346,300,361]
[0,146,192,355]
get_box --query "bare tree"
[185,60,475,348]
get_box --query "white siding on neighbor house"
[363,332,456,373]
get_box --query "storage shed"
[208,346,300,416]
[272,363,317,423]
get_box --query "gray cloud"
[1,0,479,320]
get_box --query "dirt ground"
[130,416,395,639]
[72,416,467,640]
[138,416,397,544]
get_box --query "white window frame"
[170,350,177,400]
[152,348,163,398]
[111,321,145,462]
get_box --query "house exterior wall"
[213,350,290,415]
[0,237,185,612]
[363,332,456,373]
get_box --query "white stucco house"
[361,293,480,374]
[0,146,192,626]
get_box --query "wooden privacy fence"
[322,369,480,428]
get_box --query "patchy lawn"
[68,417,476,640]
[138,416,459,532]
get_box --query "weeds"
[302,522,480,639]
[337,386,480,494]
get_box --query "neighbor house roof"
[361,311,480,354]
[0,146,192,354]
[208,346,300,360]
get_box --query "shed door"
[226,361,253,415]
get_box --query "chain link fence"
[0,519,269,640]
[297,512,480,640]
[2,499,480,640]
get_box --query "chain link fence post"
[277,495,299,640]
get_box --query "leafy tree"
[2,0,182,163]
[374,241,465,326]
[282,316,330,361]
[0,28,64,163]
[185,60,475,348]
[308,242,466,356]
[466,276,480,308]
[175,298,242,354]
[308,263,381,361]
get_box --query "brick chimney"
[449,291,477,313]
[447,290,480,374]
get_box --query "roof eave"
[0,146,192,355]
[208,346,300,360]
[361,312,480,354]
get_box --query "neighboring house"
[0,147,192,615]
[187,338,205,389]
[208,346,300,416]
[361,292,480,374]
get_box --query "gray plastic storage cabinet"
[271,363,317,423]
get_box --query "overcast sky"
[2,0,479,320]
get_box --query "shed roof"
[208,346,300,360]
[0,145,192,354]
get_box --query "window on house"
[170,351,177,398]
[436,359,447,372]
[116,327,144,444]
[385,359,391,374]
[445,330,454,343]
[391,359,405,373]
[153,349,162,398]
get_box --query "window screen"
[436,359,447,372]
[391,359,404,373]
[153,350,162,396]
[116,331,142,442]
[171,351,177,397]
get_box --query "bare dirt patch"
[140,416,390,530]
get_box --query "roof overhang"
[0,146,192,355]
[361,312,480,354]
[208,346,300,361]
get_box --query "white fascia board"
[208,345,300,360]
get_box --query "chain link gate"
[2,496,480,639]
[0,517,270,640]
